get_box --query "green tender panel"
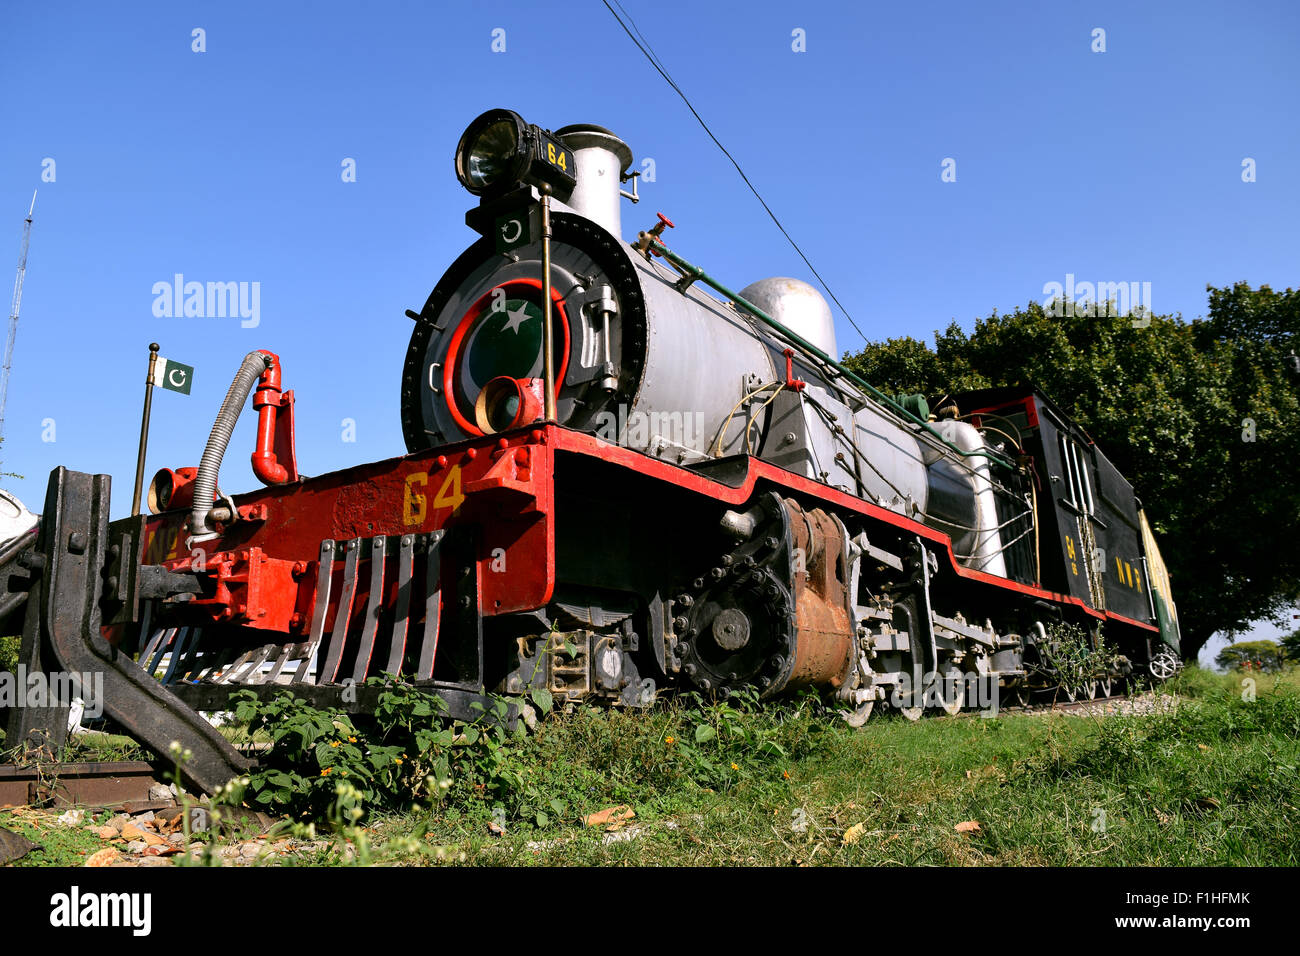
[1139,510,1181,651]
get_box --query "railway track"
[1010,688,1177,718]
[0,761,168,810]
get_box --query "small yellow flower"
[730,763,739,771]
[395,757,404,765]
[782,770,790,780]
[341,769,348,777]
[665,736,675,745]
[348,736,357,743]
[321,767,332,776]
[330,741,340,748]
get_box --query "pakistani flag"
[152,356,194,395]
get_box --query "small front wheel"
[1148,646,1180,681]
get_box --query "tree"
[1280,629,1300,663]
[1215,639,1283,671]
[841,284,1300,663]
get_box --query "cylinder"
[554,125,633,239]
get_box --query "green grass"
[5,665,1299,866]
[0,807,125,866]
[322,668,1300,867]
[0,722,151,762]
[1169,663,1299,698]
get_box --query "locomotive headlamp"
[456,109,527,193]
[147,466,200,514]
[474,376,543,434]
[454,108,576,200]
[147,468,174,514]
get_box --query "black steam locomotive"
[0,108,1180,791]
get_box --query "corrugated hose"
[188,351,273,542]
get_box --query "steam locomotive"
[1,108,1181,793]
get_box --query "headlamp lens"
[465,119,519,188]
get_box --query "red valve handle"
[646,213,675,256]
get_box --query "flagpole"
[132,343,160,516]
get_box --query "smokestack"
[555,125,633,239]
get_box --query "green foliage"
[660,687,826,790]
[12,666,1300,866]
[1038,682,1300,778]
[1281,630,1300,663]
[231,680,465,821]
[0,635,19,675]
[1170,662,1298,698]
[842,335,951,396]
[407,671,1299,866]
[229,682,829,832]
[1169,663,1237,698]
[0,635,16,747]
[841,283,1300,660]
[1035,623,1125,698]
[195,666,1300,866]
[1215,639,1284,671]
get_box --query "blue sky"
[2,1,1297,659]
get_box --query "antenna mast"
[0,191,36,462]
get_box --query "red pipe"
[251,350,291,485]
[783,348,807,392]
